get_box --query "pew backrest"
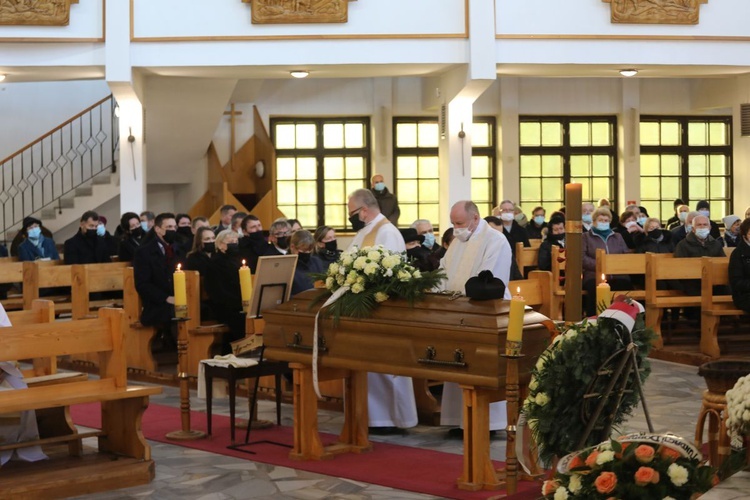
[700,257,735,312]
[515,242,540,276]
[595,249,646,284]
[509,270,552,318]
[644,253,695,303]
[7,299,57,376]
[724,246,734,257]
[22,260,72,309]
[71,262,129,319]
[0,260,23,284]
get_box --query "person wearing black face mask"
[401,228,435,272]
[118,212,144,262]
[64,210,112,264]
[133,212,186,351]
[634,218,675,255]
[238,214,267,272]
[290,230,327,296]
[174,213,194,248]
[204,230,246,354]
[313,225,341,263]
[264,220,293,256]
[538,215,566,272]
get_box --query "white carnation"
[667,463,689,486]
[553,486,569,500]
[384,268,394,277]
[596,450,615,465]
[568,474,582,494]
[535,392,549,406]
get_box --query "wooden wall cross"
[224,104,243,171]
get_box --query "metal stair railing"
[0,95,119,242]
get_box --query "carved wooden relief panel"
[602,0,708,25]
[0,0,79,26]
[242,0,351,24]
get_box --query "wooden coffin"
[263,290,553,389]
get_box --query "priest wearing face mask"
[204,230,246,354]
[133,212,184,349]
[17,217,59,262]
[289,230,327,296]
[63,210,111,264]
[346,188,416,434]
[437,200,512,436]
[370,174,400,226]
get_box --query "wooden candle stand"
[166,317,206,441]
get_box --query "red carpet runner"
[71,403,540,500]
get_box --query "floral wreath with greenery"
[522,310,656,465]
[310,245,445,322]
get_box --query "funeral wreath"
[522,298,656,465]
[543,433,716,500]
[311,245,445,322]
[726,373,750,439]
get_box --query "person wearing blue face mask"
[370,174,400,226]
[17,217,59,262]
[582,207,632,316]
[694,200,721,239]
[671,210,699,246]
[64,211,111,264]
[526,206,547,240]
[96,215,119,258]
[581,202,595,232]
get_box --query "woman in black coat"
[185,227,216,277]
[203,230,246,355]
[729,218,750,313]
[313,225,340,264]
[118,212,144,262]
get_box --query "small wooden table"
[204,361,289,442]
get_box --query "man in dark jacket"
[537,215,565,272]
[496,200,530,250]
[17,216,60,262]
[729,218,750,313]
[370,174,400,226]
[133,212,184,348]
[63,211,111,264]
[695,200,721,240]
[674,214,724,296]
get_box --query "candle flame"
[242,259,246,266]
[176,263,181,271]
[516,286,520,294]
[601,273,606,282]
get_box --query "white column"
[438,97,475,231]
[620,78,640,209]
[733,75,750,215]
[106,0,147,214]
[498,77,520,205]
[371,78,394,188]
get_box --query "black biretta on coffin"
[464,270,506,300]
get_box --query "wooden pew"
[529,238,542,249]
[0,259,24,311]
[595,249,646,301]
[550,245,566,320]
[22,260,72,313]
[700,257,744,359]
[185,269,229,376]
[7,299,58,377]
[0,308,162,498]
[71,262,129,320]
[724,247,734,257]
[515,241,540,278]
[122,267,158,373]
[645,253,698,349]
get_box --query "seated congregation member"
[212,204,236,233]
[525,206,547,240]
[513,205,529,227]
[634,218,674,254]
[614,210,643,250]
[133,213,183,349]
[668,204,690,231]
[665,198,685,230]
[431,227,453,264]
[401,228,434,272]
[174,213,193,248]
[118,212,144,262]
[671,210,699,246]
[191,216,210,235]
[288,218,303,233]
[674,214,724,297]
[486,216,523,281]
[537,215,565,272]
[96,216,119,258]
[695,200,721,239]
[204,230,246,355]
[313,225,340,263]
[64,211,111,264]
[582,207,632,317]
[722,215,741,248]
[140,211,155,233]
[265,219,292,256]
[411,218,442,269]
[496,200,530,249]
[729,218,750,313]
[185,227,216,277]
[239,214,267,272]
[582,202,595,232]
[438,200,512,436]
[17,217,59,262]
[230,211,247,235]
[289,230,326,296]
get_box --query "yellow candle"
[239,259,253,313]
[507,287,526,343]
[596,274,611,314]
[173,263,187,318]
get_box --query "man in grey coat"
[370,174,400,226]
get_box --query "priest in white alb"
[437,200,513,434]
[346,188,418,433]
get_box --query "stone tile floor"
[68,359,748,499]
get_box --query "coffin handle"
[418,346,467,368]
[286,331,328,353]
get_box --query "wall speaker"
[741,103,750,137]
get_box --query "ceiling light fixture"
[0,74,6,82]
[619,69,638,77]
[290,70,309,79]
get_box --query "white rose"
[325,277,334,289]
[364,263,379,276]
[356,276,365,285]
[351,283,364,294]
[398,270,412,282]
[529,377,538,391]
[553,334,565,345]
[374,292,389,303]
[535,355,548,371]
[367,250,382,262]
[596,450,615,465]
[345,271,358,286]
[568,474,582,494]
[353,256,368,270]
[382,255,401,269]
[341,255,353,267]
[553,486,569,500]
[336,275,345,285]
[412,270,422,279]
[598,442,612,452]
[329,263,340,275]
[667,463,689,486]
[535,392,549,406]
[565,329,578,341]
[384,268,394,277]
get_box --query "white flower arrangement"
[726,373,750,438]
[310,245,445,322]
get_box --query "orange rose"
[585,450,600,468]
[634,444,655,463]
[659,446,681,462]
[569,454,585,470]
[616,442,631,459]
[595,471,618,494]
[634,466,660,486]
[542,479,560,496]
[712,474,720,486]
